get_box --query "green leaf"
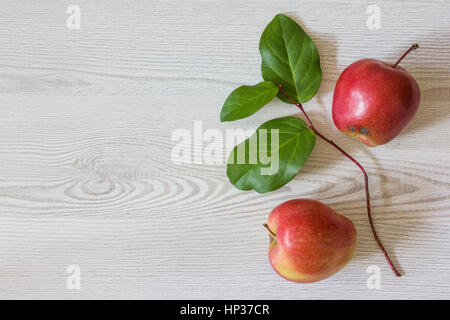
[220,81,279,122]
[227,117,315,193]
[259,14,322,104]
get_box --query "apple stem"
[278,85,402,277]
[263,223,276,238]
[392,43,419,68]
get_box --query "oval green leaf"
[220,81,279,122]
[227,116,315,193]
[259,14,322,104]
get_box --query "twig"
[278,85,401,277]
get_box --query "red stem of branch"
[278,85,401,277]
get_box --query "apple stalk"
[278,85,402,277]
[392,43,419,68]
[263,223,276,243]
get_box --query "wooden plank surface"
[0,0,449,299]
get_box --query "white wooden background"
[0,0,449,299]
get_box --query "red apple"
[264,199,356,283]
[332,44,420,146]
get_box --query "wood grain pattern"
[0,0,449,299]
